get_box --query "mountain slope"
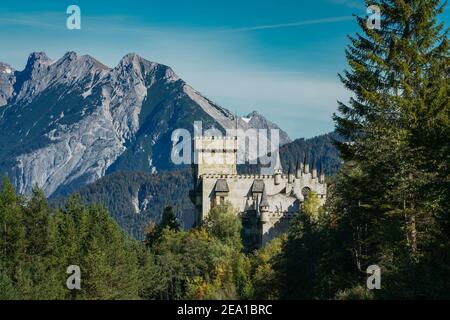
[0,52,290,197]
[279,131,343,175]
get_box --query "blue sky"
[0,0,448,138]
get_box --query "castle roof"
[274,151,282,172]
[303,153,309,166]
[260,187,269,208]
[251,179,265,193]
[214,179,229,192]
[296,160,301,172]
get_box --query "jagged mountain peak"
[25,51,52,69]
[54,51,110,71]
[117,53,158,70]
[0,51,291,197]
[120,52,143,63]
[115,53,178,80]
[27,51,51,62]
[241,109,291,145]
[245,110,277,126]
[81,55,110,70]
[241,110,267,124]
[246,110,260,118]
[0,62,14,75]
[11,51,111,103]
[62,50,77,60]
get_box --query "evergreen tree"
[0,177,26,288]
[145,205,180,247]
[0,178,151,300]
[331,0,449,298]
[160,206,180,232]
[23,188,50,255]
[275,213,322,299]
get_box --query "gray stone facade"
[189,136,327,248]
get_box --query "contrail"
[219,16,354,33]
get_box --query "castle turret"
[288,164,295,183]
[273,151,282,185]
[319,164,325,183]
[193,136,238,180]
[312,160,317,179]
[214,179,229,205]
[295,160,302,179]
[191,135,238,223]
[303,154,309,174]
[259,187,270,223]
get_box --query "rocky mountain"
[0,62,15,106]
[241,110,291,145]
[0,52,290,197]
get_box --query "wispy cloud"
[327,0,365,10]
[219,15,354,33]
[0,16,59,29]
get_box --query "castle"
[189,135,327,249]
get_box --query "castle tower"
[303,153,309,174]
[319,164,325,183]
[295,160,302,179]
[312,160,317,179]
[259,186,273,247]
[190,135,238,225]
[288,164,295,183]
[273,151,283,185]
[259,187,270,223]
[192,135,238,182]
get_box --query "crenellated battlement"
[190,135,327,249]
[201,172,325,184]
[193,135,238,140]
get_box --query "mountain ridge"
[0,51,291,197]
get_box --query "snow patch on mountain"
[0,62,16,107]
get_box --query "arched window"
[301,187,311,198]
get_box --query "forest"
[0,179,316,300]
[0,0,449,299]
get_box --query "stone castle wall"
[190,136,327,247]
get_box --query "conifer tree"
[0,177,26,281]
[24,187,50,256]
[145,205,180,247]
[331,0,449,297]
[159,205,180,232]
